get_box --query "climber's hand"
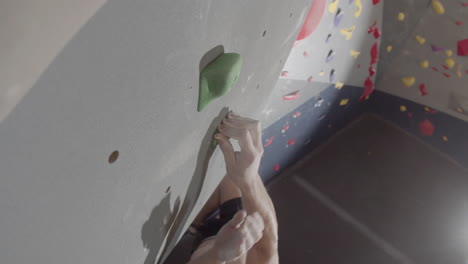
[215,112,263,186]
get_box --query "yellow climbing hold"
[340,26,356,40]
[420,60,430,69]
[329,0,339,14]
[350,50,361,58]
[339,98,349,106]
[335,82,344,89]
[445,49,453,57]
[415,35,426,45]
[400,105,407,112]
[319,71,325,76]
[432,0,445,15]
[397,12,405,21]
[354,0,362,18]
[401,76,416,88]
[445,58,455,69]
[386,45,393,53]
[456,64,462,78]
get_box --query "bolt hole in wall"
[165,186,171,193]
[263,30,267,37]
[108,150,119,164]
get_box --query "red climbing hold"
[373,28,381,39]
[282,123,290,133]
[370,42,379,65]
[293,111,302,118]
[372,0,380,5]
[288,138,296,145]
[360,77,375,101]
[456,21,463,26]
[432,67,439,72]
[442,65,449,70]
[462,2,468,7]
[443,72,452,78]
[368,66,376,77]
[283,90,300,100]
[419,83,428,96]
[419,119,435,136]
[367,21,381,39]
[457,39,468,56]
[296,0,327,41]
[273,164,280,172]
[264,136,274,147]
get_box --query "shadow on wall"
[141,192,180,264]
[141,107,230,264]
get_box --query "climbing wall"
[377,0,468,121]
[0,1,313,264]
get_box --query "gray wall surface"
[377,0,468,121]
[0,0,313,263]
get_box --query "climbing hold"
[198,53,242,112]
[369,66,376,77]
[354,0,362,18]
[386,45,393,53]
[445,58,455,69]
[287,138,296,145]
[296,0,327,41]
[457,39,468,56]
[334,8,344,27]
[432,67,440,72]
[456,21,463,26]
[281,123,290,133]
[367,21,381,39]
[419,83,428,96]
[400,105,407,112]
[326,50,336,63]
[281,71,289,77]
[419,119,435,136]
[457,107,464,113]
[293,112,301,118]
[273,164,280,171]
[360,77,375,101]
[319,71,325,76]
[431,44,444,52]
[350,50,360,58]
[307,76,314,82]
[370,42,379,65]
[339,98,349,106]
[283,90,300,100]
[415,35,426,45]
[420,60,430,69]
[335,82,344,89]
[372,0,380,5]
[330,69,336,83]
[442,136,449,142]
[456,64,462,78]
[445,49,453,57]
[264,136,274,147]
[443,72,452,78]
[401,76,416,88]
[303,51,310,57]
[432,0,445,15]
[397,12,405,21]
[340,26,356,40]
[329,0,339,14]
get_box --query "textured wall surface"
[377,0,468,121]
[0,0,314,263]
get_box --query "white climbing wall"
[0,0,312,263]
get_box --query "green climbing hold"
[198,53,242,112]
